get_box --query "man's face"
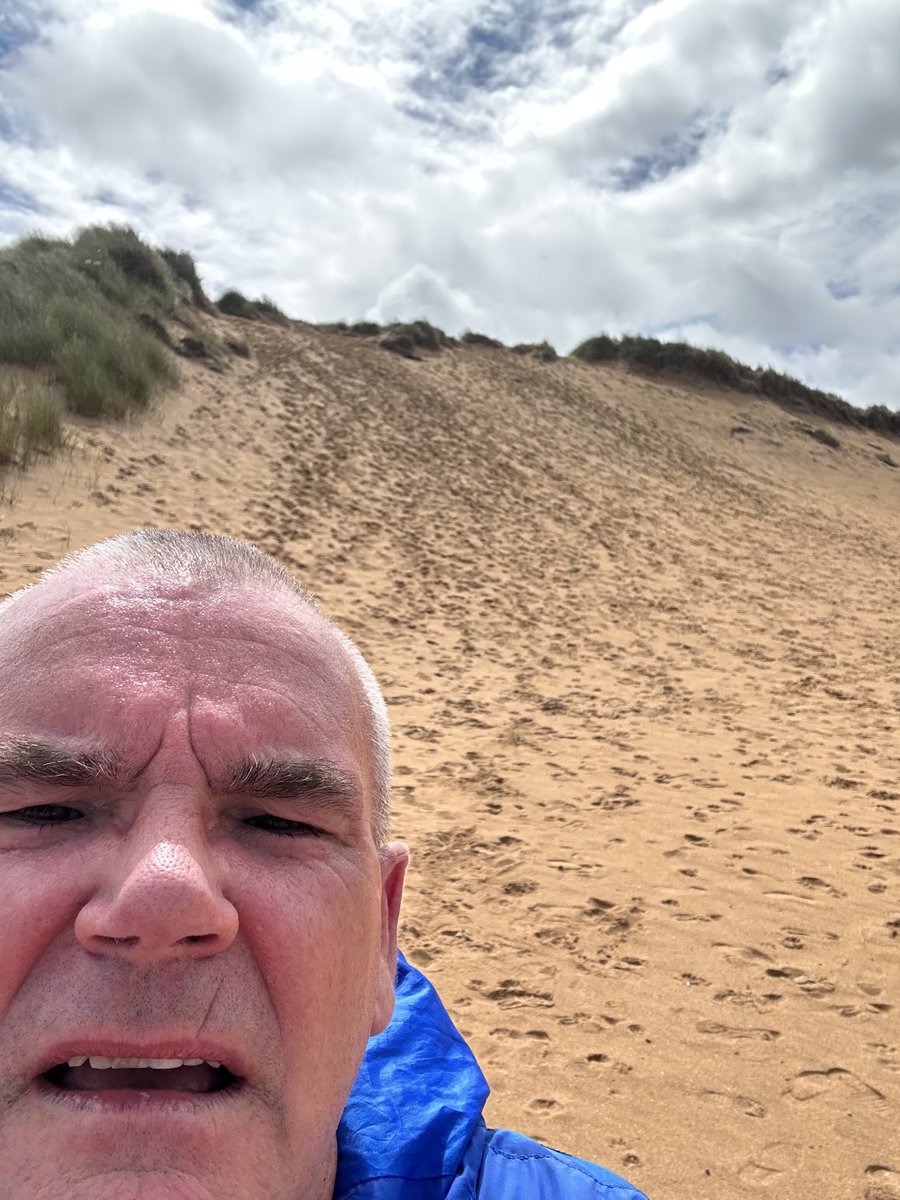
[0,574,406,1200]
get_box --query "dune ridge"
[3,318,898,1200]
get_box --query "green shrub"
[54,321,176,417]
[349,321,381,336]
[136,312,174,347]
[216,290,260,320]
[512,341,558,361]
[0,237,179,420]
[159,247,212,310]
[572,334,900,443]
[572,334,621,363]
[862,405,898,435]
[618,334,665,370]
[685,346,743,387]
[380,332,419,360]
[757,367,861,427]
[214,290,289,323]
[0,379,64,466]
[757,367,795,403]
[18,386,64,459]
[13,233,69,256]
[613,336,745,387]
[72,225,175,310]
[253,295,289,324]
[461,330,505,348]
[386,320,449,352]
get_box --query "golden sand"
[3,320,898,1200]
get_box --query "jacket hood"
[335,953,490,1198]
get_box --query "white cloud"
[368,263,485,329]
[1,0,899,408]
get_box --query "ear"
[370,842,409,1036]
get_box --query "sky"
[1,0,899,409]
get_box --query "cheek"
[0,856,83,1016]
[235,859,384,1029]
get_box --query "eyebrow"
[0,738,362,816]
[221,755,362,814]
[0,736,124,788]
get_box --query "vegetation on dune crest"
[0,222,289,468]
[0,224,265,458]
[0,227,182,421]
[215,289,289,324]
[159,247,213,312]
[362,319,455,359]
[461,330,505,349]
[215,290,260,320]
[1,221,896,474]
[512,341,558,362]
[571,333,900,439]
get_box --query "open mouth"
[42,1057,241,1096]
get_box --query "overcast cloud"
[1,0,899,407]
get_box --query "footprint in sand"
[485,980,555,1009]
[787,1067,885,1104]
[798,874,846,898]
[865,1165,900,1200]
[696,1020,780,1041]
[737,1141,800,1188]
[713,941,774,966]
[502,879,539,896]
[765,966,836,997]
[833,1002,892,1018]
[701,1088,767,1118]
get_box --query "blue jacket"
[336,955,649,1199]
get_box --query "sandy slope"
[2,319,898,1200]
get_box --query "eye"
[3,804,85,827]
[242,814,323,838]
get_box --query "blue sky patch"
[0,180,39,215]
[613,123,709,192]
[408,0,584,105]
[827,280,858,301]
[0,5,42,66]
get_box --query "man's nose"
[74,837,239,964]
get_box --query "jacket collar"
[335,954,490,1197]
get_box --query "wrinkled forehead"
[0,568,333,672]
[0,568,371,771]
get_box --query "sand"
[2,319,898,1200]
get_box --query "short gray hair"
[0,528,392,842]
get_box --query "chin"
[14,1173,227,1200]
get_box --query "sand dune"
[3,319,898,1200]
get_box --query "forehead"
[0,573,369,777]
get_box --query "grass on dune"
[215,289,289,324]
[0,225,184,422]
[2,222,895,472]
[0,378,65,467]
[0,224,301,468]
[572,333,900,439]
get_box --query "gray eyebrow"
[0,736,124,788]
[222,755,361,810]
[0,738,362,817]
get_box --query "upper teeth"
[66,1057,222,1070]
